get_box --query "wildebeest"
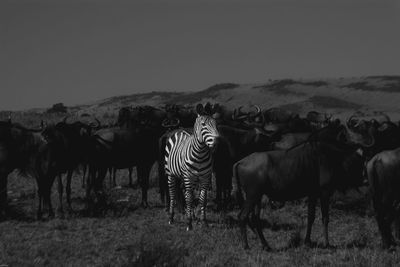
[41,117,99,215]
[306,111,333,129]
[232,124,369,249]
[212,125,278,208]
[163,104,197,128]
[86,106,167,208]
[0,119,57,219]
[366,148,400,249]
[346,112,400,159]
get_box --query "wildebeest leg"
[254,199,271,250]
[215,171,222,208]
[112,168,117,187]
[37,191,43,220]
[376,211,395,249]
[304,195,317,246]
[394,213,400,242]
[57,174,64,216]
[107,167,111,188]
[43,174,56,219]
[199,177,209,227]
[159,163,168,210]
[86,166,94,201]
[168,175,176,224]
[82,164,87,188]
[137,164,150,207]
[0,171,8,219]
[85,165,97,211]
[320,191,331,248]
[238,194,259,249]
[374,201,395,249]
[66,169,73,213]
[184,180,194,231]
[34,175,44,220]
[128,167,134,187]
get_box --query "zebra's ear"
[196,104,204,115]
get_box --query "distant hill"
[73,75,400,120]
[2,76,400,123]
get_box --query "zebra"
[165,103,220,231]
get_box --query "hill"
[2,76,400,123]
[78,75,400,119]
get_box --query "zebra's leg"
[199,177,209,227]
[168,175,176,224]
[184,179,194,231]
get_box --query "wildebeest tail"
[366,158,380,201]
[232,161,244,206]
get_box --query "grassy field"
[1,168,400,267]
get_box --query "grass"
[1,169,400,267]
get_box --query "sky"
[1,0,399,110]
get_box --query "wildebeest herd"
[1,103,400,250]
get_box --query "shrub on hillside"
[47,103,68,114]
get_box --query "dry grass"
[1,170,400,267]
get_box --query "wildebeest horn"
[382,113,391,122]
[232,108,237,120]
[326,113,333,120]
[362,133,375,148]
[170,118,180,127]
[162,118,180,128]
[238,106,245,116]
[90,118,101,128]
[253,105,261,114]
[62,116,69,123]
[346,115,358,128]
[247,105,261,118]
[344,124,375,148]
[162,118,170,128]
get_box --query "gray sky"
[1,0,399,110]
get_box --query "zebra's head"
[194,104,220,148]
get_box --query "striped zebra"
[165,103,220,231]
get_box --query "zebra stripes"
[165,108,219,230]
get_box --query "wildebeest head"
[162,104,196,129]
[194,103,220,148]
[307,111,333,130]
[345,112,400,158]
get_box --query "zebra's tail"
[231,161,244,207]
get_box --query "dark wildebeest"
[0,120,58,219]
[212,125,279,208]
[232,124,370,250]
[346,112,399,160]
[306,111,333,130]
[163,104,197,128]
[41,117,99,215]
[366,148,400,249]
[261,108,311,135]
[86,106,167,208]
